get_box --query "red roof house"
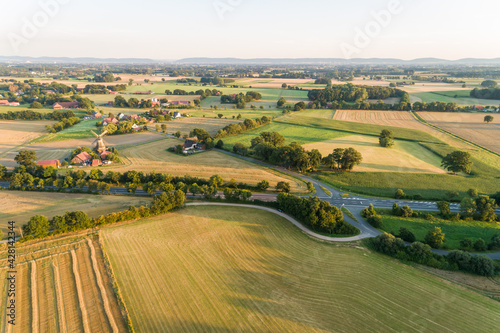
[37,160,61,168]
[0,100,9,105]
[71,151,92,164]
[92,159,102,167]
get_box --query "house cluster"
[0,100,20,106]
[83,111,103,120]
[149,109,183,119]
[70,150,112,167]
[101,112,154,130]
[472,105,500,112]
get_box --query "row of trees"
[0,109,76,121]
[46,116,80,133]
[23,190,185,240]
[370,233,496,276]
[470,87,500,100]
[214,116,272,139]
[277,193,358,235]
[307,84,403,104]
[221,92,262,109]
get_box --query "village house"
[117,113,127,120]
[92,159,102,167]
[171,100,191,106]
[37,160,61,168]
[92,111,102,118]
[71,151,92,165]
[175,139,206,153]
[53,102,79,109]
[102,117,119,126]
[0,100,10,105]
[172,112,182,119]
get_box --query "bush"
[488,234,500,250]
[424,227,445,249]
[367,215,382,228]
[459,238,473,250]
[473,238,487,251]
[400,205,413,218]
[395,189,405,199]
[398,227,416,243]
[361,204,376,218]
[370,233,405,255]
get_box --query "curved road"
[186,202,500,260]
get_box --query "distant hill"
[1,55,500,65]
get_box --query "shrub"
[473,238,487,251]
[367,215,382,228]
[425,227,445,249]
[395,189,405,199]
[400,205,413,218]
[398,227,416,243]
[370,233,405,255]
[459,238,473,250]
[361,204,376,218]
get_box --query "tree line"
[22,190,185,241]
[277,193,359,235]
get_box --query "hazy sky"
[1,0,499,60]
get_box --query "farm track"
[70,250,91,333]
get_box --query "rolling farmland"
[0,120,54,168]
[101,205,500,332]
[164,117,239,137]
[111,138,307,191]
[303,134,445,173]
[419,112,500,154]
[0,191,152,238]
[331,110,470,148]
[0,236,127,332]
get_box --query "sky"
[1,0,499,60]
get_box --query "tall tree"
[441,151,472,174]
[14,150,37,167]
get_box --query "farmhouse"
[0,100,10,105]
[8,102,20,106]
[71,151,92,165]
[102,117,119,125]
[92,111,102,118]
[179,139,206,153]
[37,160,61,168]
[172,112,182,119]
[53,102,79,109]
[92,159,102,167]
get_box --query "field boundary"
[412,111,500,158]
[31,261,38,333]
[51,261,68,333]
[71,250,91,333]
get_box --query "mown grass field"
[34,119,100,143]
[0,191,152,238]
[101,205,500,332]
[419,112,500,154]
[303,134,444,174]
[376,210,500,250]
[109,138,307,192]
[0,120,55,168]
[0,236,127,332]
[164,117,239,137]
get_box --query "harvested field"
[331,110,471,148]
[165,117,239,137]
[419,112,500,154]
[0,120,55,168]
[110,138,306,192]
[303,134,445,173]
[102,205,500,332]
[0,236,127,332]
[0,191,152,238]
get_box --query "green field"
[101,206,500,332]
[35,118,99,142]
[411,91,500,106]
[376,210,500,250]
[221,121,352,149]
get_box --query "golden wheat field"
[101,205,500,333]
[0,236,127,332]
[332,110,471,148]
[106,138,306,192]
[0,120,55,167]
[303,134,445,173]
[164,117,239,137]
[0,191,152,237]
[419,112,500,154]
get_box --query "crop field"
[411,91,500,106]
[0,120,55,168]
[0,236,128,332]
[101,205,500,332]
[376,211,500,250]
[236,78,314,88]
[419,112,500,154]
[331,110,470,148]
[221,121,352,150]
[109,138,306,191]
[0,191,152,237]
[165,117,239,136]
[303,134,445,173]
[185,108,282,119]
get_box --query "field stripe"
[52,261,68,333]
[71,250,91,333]
[87,239,119,333]
[31,261,39,333]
